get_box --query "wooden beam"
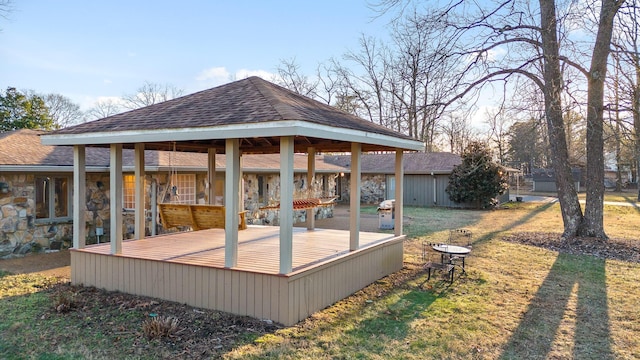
[280,136,294,274]
[224,139,240,268]
[134,143,145,240]
[110,144,123,254]
[73,145,86,249]
[394,149,404,236]
[350,143,361,250]
[306,147,316,230]
[208,149,216,204]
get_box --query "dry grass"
[142,315,181,340]
[1,200,638,359]
[225,201,640,359]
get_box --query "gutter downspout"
[432,172,437,205]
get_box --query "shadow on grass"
[622,195,640,210]
[346,290,439,342]
[499,253,613,359]
[472,201,558,246]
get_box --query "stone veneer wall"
[1,171,336,256]
[242,173,335,226]
[0,173,72,257]
[338,174,387,205]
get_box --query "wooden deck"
[71,226,405,325]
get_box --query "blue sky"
[1,1,391,110]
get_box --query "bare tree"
[121,81,184,110]
[0,0,12,30]
[273,58,318,98]
[377,0,624,238]
[484,108,514,164]
[611,0,640,199]
[42,93,84,128]
[440,114,476,155]
[85,99,122,120]
[508,119,549,174]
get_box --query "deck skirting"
[70,233,404,325]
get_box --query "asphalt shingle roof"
[53,76,413,142]
[324,152,462,174]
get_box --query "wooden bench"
[158,204,247,231]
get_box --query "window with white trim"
[35,176,71,221]
[123,175,136,210]
[168,174,196,204]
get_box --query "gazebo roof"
[41,77,424,153]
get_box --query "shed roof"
[324,152,462,174]
[41,77,424,153]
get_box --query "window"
[123,175,136,210]
[168,174,196,204]
[35,176,71,221]
[257,175,267,204]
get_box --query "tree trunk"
[539,0,584,237]
[582,0,623,238]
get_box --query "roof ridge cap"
[248,76,289,120]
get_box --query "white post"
[110,144,123,254]
[306,147,316,230]
[151,180,157,236]
[349,143,361,251]
[134,143,145,240]
[280,136,294,274]
[224,139,240,268]
[73,145,86,249]
[208,148,216,204]
[394,149,404,236]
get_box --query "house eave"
[40,120,425,152]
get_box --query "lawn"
[1,200,639,359]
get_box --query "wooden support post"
[73,145,86,249]
[394,149,404,236]
[306,146,316,230]
[350,143,361,251]
[224,139,240,268]
[208,148,216,204]
[280,136,294,274]
[134,143,145,240]
[110,144,123,255]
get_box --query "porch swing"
[259,178,337,211]
[157,143,247,231]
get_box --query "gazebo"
[41,77,424,325]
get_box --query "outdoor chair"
[421,242,455,285]
[447,228,473,271]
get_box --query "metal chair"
[447,229,472,272]
[421,242,455,284]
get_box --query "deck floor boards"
[76,226,398,275]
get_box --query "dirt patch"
[0,250,71,278]
[30,255,424,359]
[502,232,640,263]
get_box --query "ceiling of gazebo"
[41,77,424,154]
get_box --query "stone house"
[0,129,344,256]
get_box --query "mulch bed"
[502,232,640,263]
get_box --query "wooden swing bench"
[158,204,247,231]
[259,197,337,211]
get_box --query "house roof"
[0,129,345,173]
[41,77,424,153]
[324,152,462,174]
